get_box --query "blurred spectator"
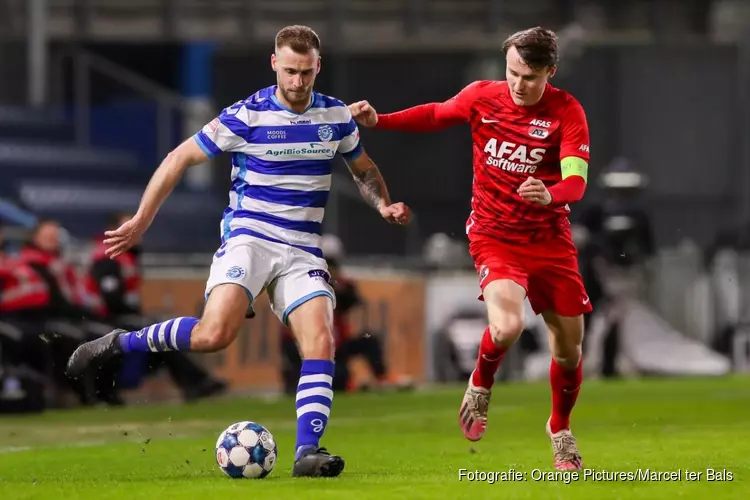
[16,219,124,404]
[85,212,226,401]
[0,221,96,406]
[575,158,656,377]
[704,224,750,358]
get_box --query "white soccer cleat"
[458,373,490,441]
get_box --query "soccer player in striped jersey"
[66,25,411,478]
[349,27,589,471]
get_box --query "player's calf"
[543,311,584,435]
[286,295,344,477]
[474,278,526,390]
[189,318,240,352]
[458,279,526,441]
[66,284,250,378]
[66,316,200,376]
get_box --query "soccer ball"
[215,421,277,479]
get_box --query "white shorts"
[205,234,336,324]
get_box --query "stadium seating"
[0,104,226,253]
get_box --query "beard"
[279,86,312,105]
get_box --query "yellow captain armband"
[560,156,588,182]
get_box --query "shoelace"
[468,391,490,417]
[552,434,580,462]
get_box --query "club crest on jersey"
[317,124,333,141]
[529,126,549,139]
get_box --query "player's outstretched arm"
[342,149,411,225]
[348,100,467,133]
[104,138,208,258]
[348,81,491,132]
[348,81,484,133]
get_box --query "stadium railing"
[50,47,187,164]
[36,0,573,45]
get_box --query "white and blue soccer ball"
[215,421,277,479]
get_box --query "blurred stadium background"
[0,0,749,412]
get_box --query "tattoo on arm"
[351,158,391,211]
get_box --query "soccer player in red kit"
[348,27,590,470]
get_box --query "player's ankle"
[295,444,317,461]
[549,415,570,434]
[470,371,493,391]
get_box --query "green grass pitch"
[0,375,748,499]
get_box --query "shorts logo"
[317,124,333,141]
[308,269,332,284]
[226,266,245,280]
[479,265,490,284]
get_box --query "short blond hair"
[275,25,321,53]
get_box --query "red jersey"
[19,246,92,310]
[0,255,51,313]
[83,237,140,317]
[377,80,590,243]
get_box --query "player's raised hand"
[348,100,378,128]
[379,202,412,225]
[103,216,148,258]
[518,176,552,206]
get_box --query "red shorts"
[469,230,592,317]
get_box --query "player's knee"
[551,336,582,368]
[298,326,335,361]
[552,348,582,370]
[489,314,524,347]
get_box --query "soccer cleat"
[546,418,583,471]
[292,447,345,478]
[459,375,490,441]
[65,329,126,378]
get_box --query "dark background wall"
[11,40,743,255]
[212,45,743,253]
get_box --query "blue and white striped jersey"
[193,86,362,258]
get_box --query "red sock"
[471,327,507,390]
[549,357,583,433]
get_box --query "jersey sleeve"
[559,97,590,162]
[193,101,251,158]
[376,80,486,131]
[337,113,363,160]
[443,80,488,120]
